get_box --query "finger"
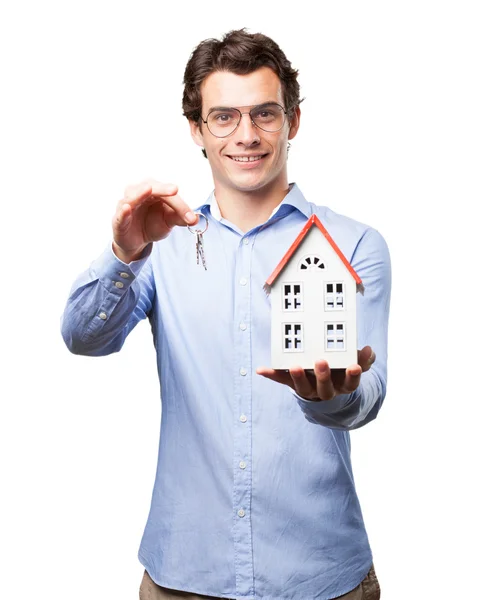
[357,346,375,373]
[289,366,316,399]
[124,181,180,214]
[123,182,156,207]
[157,203,197,230]
[256,367,295,390]
[149,185,197,225]
[114,202,133,233]
[313,360,335,401]
[342,365,362,393]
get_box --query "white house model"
[264,215,364,370]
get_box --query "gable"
[264,215,364,294]
[276,227,353,282]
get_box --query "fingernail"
[368,351,376,364]
[185,211,196,224]
[318,363,328,373]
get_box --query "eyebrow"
[207,102,280,113]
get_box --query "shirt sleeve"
[294,227,391,430]
[60,242,155,356]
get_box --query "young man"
[61,29,389,600]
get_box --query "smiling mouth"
[227,154,268,163]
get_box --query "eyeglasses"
[200,102,289,138]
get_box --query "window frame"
[283,322,304,352]
[325,322,346,352]
[324,281,346,311]
[282,282,304,312]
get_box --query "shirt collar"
[194,182,312,222]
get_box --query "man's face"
[189,67,300,194]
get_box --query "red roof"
[264,214,363,288]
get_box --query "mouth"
[226,153,268,164]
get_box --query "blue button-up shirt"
[61,183,391,600]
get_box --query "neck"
[214,177,291,232]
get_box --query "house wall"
[271,227,358,369]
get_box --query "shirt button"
[240,368,247,376]
[114,281,124,289]
[239,322,247,331]
[99,312,107,320]
[239,461,246,470]
[243,238,250,245]
[119,272,130,279]
[239,277,247,286]
[240,414,247,423]
[237,509,245,518]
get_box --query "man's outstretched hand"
[112,179,198,264]
[256,346,375,402]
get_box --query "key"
[188,212,209,271]
[196,231,207,270]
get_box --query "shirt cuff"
[108,242,153,276]
[294,390,357,416]
[87,242,153,292]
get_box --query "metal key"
[188,212,208,271]
[195,230,207,270]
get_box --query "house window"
[325,282,345,310]
[325,323,346,351]
[283,283,303,310]
[284,323,303,352]
[299,255,325,270]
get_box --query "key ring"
[187,212,209,234]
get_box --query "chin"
[230,179,270,193]
[233,173,280,192]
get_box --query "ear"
[287,105,301,141]
[189,119,205,148]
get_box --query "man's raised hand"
[112,179,198,263]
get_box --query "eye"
[216,113,232,122]
[252,105,280,122]
[208,110,237,125]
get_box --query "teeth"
[231,155,264,162]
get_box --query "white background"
[1,1,478,598]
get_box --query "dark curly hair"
[182,28,303,125]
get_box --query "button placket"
[232,231,255,596]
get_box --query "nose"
[235,112,260,146]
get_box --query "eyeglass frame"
[199,102,292,138]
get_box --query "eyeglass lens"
[206,104,285,137]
